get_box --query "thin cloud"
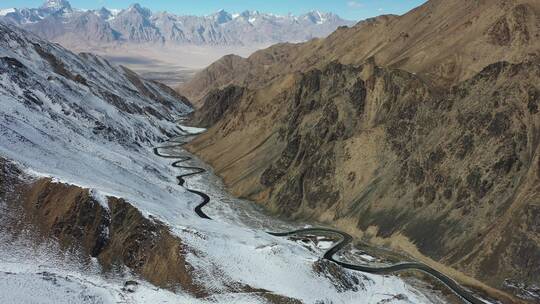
[347,1,363,9]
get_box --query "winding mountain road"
[269,229,485,304]
[153,142,211,219]
[153,129,486,304]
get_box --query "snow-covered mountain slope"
[0,20,195,210]
[0,0,354,46]
[0,22,439,303]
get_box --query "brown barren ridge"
[180,0,540,302]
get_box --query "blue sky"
[3,0,427,21]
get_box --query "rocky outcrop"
[190,85,245,127]
[488,4,533,46]
[22,180,202,294]
[0,158,204,295]
[186,57,540,302]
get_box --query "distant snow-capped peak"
[0,2,354,46]
[211,9,233,24]
[40,0,72,11]
[0,8,15,16]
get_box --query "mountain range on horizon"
[0,0,354,47]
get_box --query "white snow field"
[0,21,438,303]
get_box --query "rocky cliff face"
[188,56,540,302]
[184,1,540,301]
[1,165,203,295]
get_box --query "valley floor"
[72,44,265,88]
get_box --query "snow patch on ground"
[89,189,111,210]
[359,254,377,262]
[179,125,206,134]
[0,271,116,304]
[0,228,271,304]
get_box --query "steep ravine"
[186,58,540,303]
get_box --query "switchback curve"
[153,142,211,219]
